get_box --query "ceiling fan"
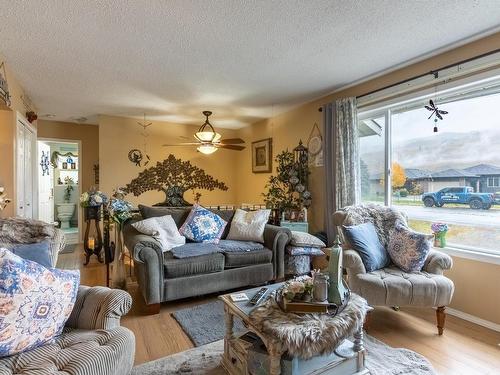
[162,111,245,154]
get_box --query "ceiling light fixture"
[197,144,218,155]
[195,111,221,142]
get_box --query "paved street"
[396,205,500,228]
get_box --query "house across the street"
[368,164,500,195]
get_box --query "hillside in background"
[361,130,500,174]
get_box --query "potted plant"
[63,177,75,203]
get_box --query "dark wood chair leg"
[364,310,373,331]
[436,306,446,335]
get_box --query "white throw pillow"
[290,231,325,248]
[132,215,185,251]
[227,209,271,243]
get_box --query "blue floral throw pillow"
[0,248,80,357]
[387,224,434,272]
[179,204,227,244]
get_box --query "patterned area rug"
[131,336,437,375]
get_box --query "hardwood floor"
[57,246,500,374]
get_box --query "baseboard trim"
[446,307,500,332]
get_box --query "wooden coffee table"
[219,284,369,375]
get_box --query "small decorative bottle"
[328,235,348,305]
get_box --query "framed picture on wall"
[252,138,272,173]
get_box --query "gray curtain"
[323,97,360,245]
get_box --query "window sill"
[438,246,500,265]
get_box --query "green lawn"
[408,219,499,250]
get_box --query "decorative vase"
[111,225,127,289]
[434,231,447,248]
[328,235,349,305]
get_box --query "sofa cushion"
[286,245,324,256]
[227,209,270,243]
[343,222,391,272]
[163,252,225,278]
[132,215,185,251]
[224,248,272,268]
[353,266,454,307]
[138,205,235,238]
[0,327,135,375]
[139,205,190,227]
[290,231,326,248]
[387,224,433,272]
[179,204,227,244]
[0,249,80,358]
[217,240,264,252]
[11,240,52,268]
[170,242,220,258]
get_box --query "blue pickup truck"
[422,187,496,210]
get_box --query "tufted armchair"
[333,204,454,335]
[0,286,135,375]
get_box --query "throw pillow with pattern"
[290,231,326,248]
[387,224,434,272]
[179,204,227,243]
[0,248,80,357]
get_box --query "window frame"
[487,177,499,187]
[358,75,500,263]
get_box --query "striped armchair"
[0,286,136,375]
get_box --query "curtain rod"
[317,47,500,112]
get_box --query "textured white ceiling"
[1,0,500,128]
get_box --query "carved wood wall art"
[123,154,228,206]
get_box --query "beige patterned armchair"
[333,204,454,335]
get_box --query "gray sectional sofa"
[123,205,291,310]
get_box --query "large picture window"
[359,84,500,256]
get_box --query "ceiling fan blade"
[217,144,246,151]
[219,138,245,145]
[162,143,200,147]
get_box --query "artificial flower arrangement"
[0,186,11,211]
[107,188,133,225]
[280,275,314,302]
[80,189,108,207]
[431,222,449,248]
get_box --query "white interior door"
[23,126,34,219]
[38,141,54,223]
[16,123,26,217]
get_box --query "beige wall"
[37,120,99,195]
[235,32,500,325]
[445,257,500,324]
[99,115,240,208]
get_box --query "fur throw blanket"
[0,218,65,267]
[0,217,60,247]
[249,293,369,359]
[342,204,408,248]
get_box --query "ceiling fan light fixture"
[197,144,218,154]
[195,131,222,142]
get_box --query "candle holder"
[83,206,104,265]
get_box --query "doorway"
[37,139,81,245]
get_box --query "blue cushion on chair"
[179,204,227,244]
[12,241,52,268]
[343,222,391,272]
